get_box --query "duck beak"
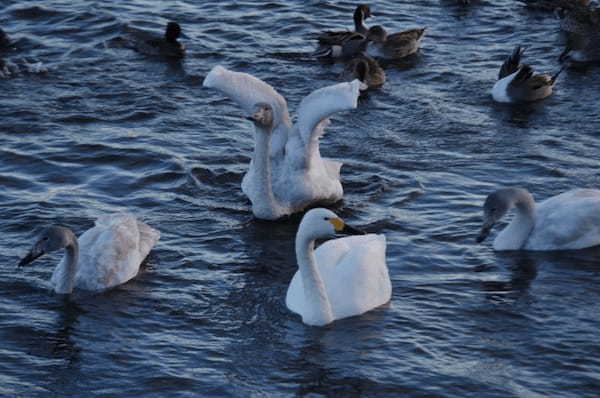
[18,246,45,267]
[476,220,494,243]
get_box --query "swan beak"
[330,218,366,235]
[476,221,494,243]
[18,246,45,267]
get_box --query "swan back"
[51,214,160,291]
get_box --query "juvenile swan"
[477,188,600,251]
[18,214,160,294]
[203,66,361,220]
[492,46,563,103]
[286,208,391,326]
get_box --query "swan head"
[247,102,274,132]
[476,189,514,243]
[165,22,182,43]
[298,208,365,241]
[367,25,387,43]
[18,226,73,267]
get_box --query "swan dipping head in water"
[286,208,391,326]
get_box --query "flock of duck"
[7,1,600,327]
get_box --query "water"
[1,0,600,396]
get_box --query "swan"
[492,46,564,103]
[366,25,426,60]
[286,208,391,326]
[203,65,361,220]
[476,188,600,251]
[18,214,160,294]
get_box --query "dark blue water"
[2,0,600,396]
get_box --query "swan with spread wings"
[203,66,361,220]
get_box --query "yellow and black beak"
[329,218,366,236]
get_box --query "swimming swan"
[286,208,391,326]
[476,187,600,251]
[18,214,160,294]
[203,65,361,220]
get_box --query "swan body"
[492,46,563,103]
[203,66,360,220]
[285,208,391,326]
[19,214,160,294]
[477,188,600,251]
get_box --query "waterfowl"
[518,0,591,11]
[366,25,426,60]
[558,4,600,34]
[313,31,369,59]
[286,208,391,326]
[477,188,600,251]
[128,22,186,58]
[491,45,563,103]
[313,4,372,58]
[342,54,385,91]
[203,66,361,220]
[18,214,160,294]
[559,31,600,63]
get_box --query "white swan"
[203,65,361,220]
[286,208,391,326]
[477,188,600,251]
[18,214,160,294]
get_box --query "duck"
[126,21,186,58]
[559,31,600,63]
[476,188,600,251]
[491,45,563,103]
[203,66,360,220]
[313,4,372,58]
[518,0,591,11]
[286,208,391,326]
[18,214,160,294]
[557,4,600,34]
[342,54,386,91]
[365,25,426,60]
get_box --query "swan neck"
[496,189,536,250]
[252,128,279,210]
[55,236,79,294]
[295,234,334,326]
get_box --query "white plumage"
[203,66,361,220]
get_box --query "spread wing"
[203,65,292,154]
[295,79,360,146]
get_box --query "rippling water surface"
[2,0,600,396]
